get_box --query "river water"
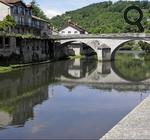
[0,52,150,139]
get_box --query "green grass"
[0,60,51,74]
[0,66,13,73]
[0,64,27,73]
[68,55,85,60]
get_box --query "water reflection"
[113,51,150,82]
[0,54,150,139]
[63,58,97,79]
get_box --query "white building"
[59,21,88,35]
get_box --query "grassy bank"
[0,60,52,74]
[0,66,13,73]
[68,54,97,60]
[0,64,26,73]
[68,55,85,60]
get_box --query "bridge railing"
[52,33,150,40]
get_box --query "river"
[0,52,150,139]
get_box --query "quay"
[101,96,150,139]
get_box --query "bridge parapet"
[52,33,150,40]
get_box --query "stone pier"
[101,96,150,139]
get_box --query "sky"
[25,0,114,18]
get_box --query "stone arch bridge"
[53,34,150,61]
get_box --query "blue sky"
[25,0,114,18]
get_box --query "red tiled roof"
[0,0,12,6]
[0,0,27,7]
[0,0,19,4]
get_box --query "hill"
[50,1,150,33]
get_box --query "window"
[21,17,25,25]
[5,38,10,48]
[37,21,40,28]
[14,16,18,24]
[19,7,25,15]
[74,31,78,34]
[37,46,39,50]
[26,9,31,16]
[29,10,32,15]
[28,18,31,26]
[32,46,35,51]
[13,6,18,14]
[22,28,24,33]
[0,38,3,49]
[62,31,65,34]
[68,31,71,34]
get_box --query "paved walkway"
[101,96,150,139]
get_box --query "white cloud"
[44,9,63,19]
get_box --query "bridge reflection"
[60,57,150,83]
[0,56,150,128]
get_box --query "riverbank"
[68,55,85,60]
[0,54,97,74]
[0,60,53,74]
[68,54,97,60]
[0,55,85,74]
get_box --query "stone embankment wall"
[0,35,54,65]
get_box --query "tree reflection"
[112,52,150,82]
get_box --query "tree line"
[50,1,150,33]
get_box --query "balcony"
[16,22,44,29]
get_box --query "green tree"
[138,41,150,52]
[0,15,16,32]
[50,1,150,34]
[31,0,49,21]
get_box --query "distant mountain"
[50,1,150,33]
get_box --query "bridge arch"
[59,40,98,57]
[111,40,133,60]
[60,40,76,47]
[111,40,150,60]
[60,39,100,52]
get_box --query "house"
[59,21,88,35]
[0,0,51,36]
[0,0,53,64]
